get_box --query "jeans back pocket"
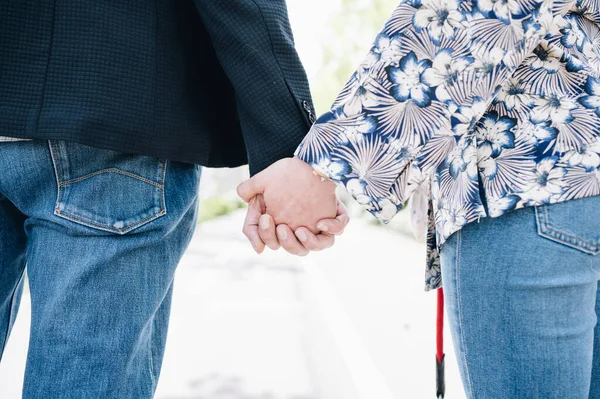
[535,196,600,255]
[49,140,167,234]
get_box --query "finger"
[258,214,280,251]
[294,227,335,251]
[242,197,266,254]
[237,174,264,203]
[276,225,309,256]
[316,201,350,236]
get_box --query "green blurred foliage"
[311,0,398,113]
[198,197,247,224]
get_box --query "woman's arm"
[295,0,556,222]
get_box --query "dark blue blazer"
[0,0,315,175]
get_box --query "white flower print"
[476,112,517,155]
[413,0,464,44]
[523,158,566,203]
[486,195,519,217]
[342,73,380,116]
[530,95,577,125]
[579,76,600,117]
[477,0,524,23]
[388,52,435,107]
[530,120,558,142]
[371,33,404,65]
[472,47,506,76]
[345,178,371,205]
[561,141,600,169]
[375,198,403,222]
[478,144,498,179]
[423,49,472,87]
[495,78,533,112]
[440,206,468,238]
[314,158,351,183]
[341,115,378,143]
[561,17,588,50]
[529,45,562,73]
[451,99,489,136]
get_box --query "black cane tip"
[436,354,446,398]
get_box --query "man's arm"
[193,0,316,175]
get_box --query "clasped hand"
[237,157,349,255]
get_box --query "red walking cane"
[436,287,445,399]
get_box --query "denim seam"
[59,168,164,189]
[48,140,65,214]
[159,160,167,217]
[147,331,156,390]
[455,229,475,398]
[0,270,25,362]
[535,205,600,255]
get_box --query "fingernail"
[317,223,328,232]
[251,242,258,253]
[259,217,269,230]
[279,228,288,240]
[296,230,307,242]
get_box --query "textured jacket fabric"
[0,0,315,175]
[295,0,600,290]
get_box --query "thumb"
[237,174,265,203]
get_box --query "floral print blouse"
[295,0,600,291]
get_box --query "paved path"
[0,210,465,399]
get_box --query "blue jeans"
[441,195,600,398]
[0,140,200,398]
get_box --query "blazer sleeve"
[193,0,315,175]
[294,0,556,222]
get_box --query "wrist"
[292,156,337,193]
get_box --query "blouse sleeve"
[295,0,556,222]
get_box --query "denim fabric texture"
[0,140,200,398]
[441,195,600,398]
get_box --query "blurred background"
[0,1,466,398]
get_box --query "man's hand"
[237,157,345,254]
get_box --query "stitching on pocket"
[60,168,164,189]
[55,208,167,235]
[535,205,600,255]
